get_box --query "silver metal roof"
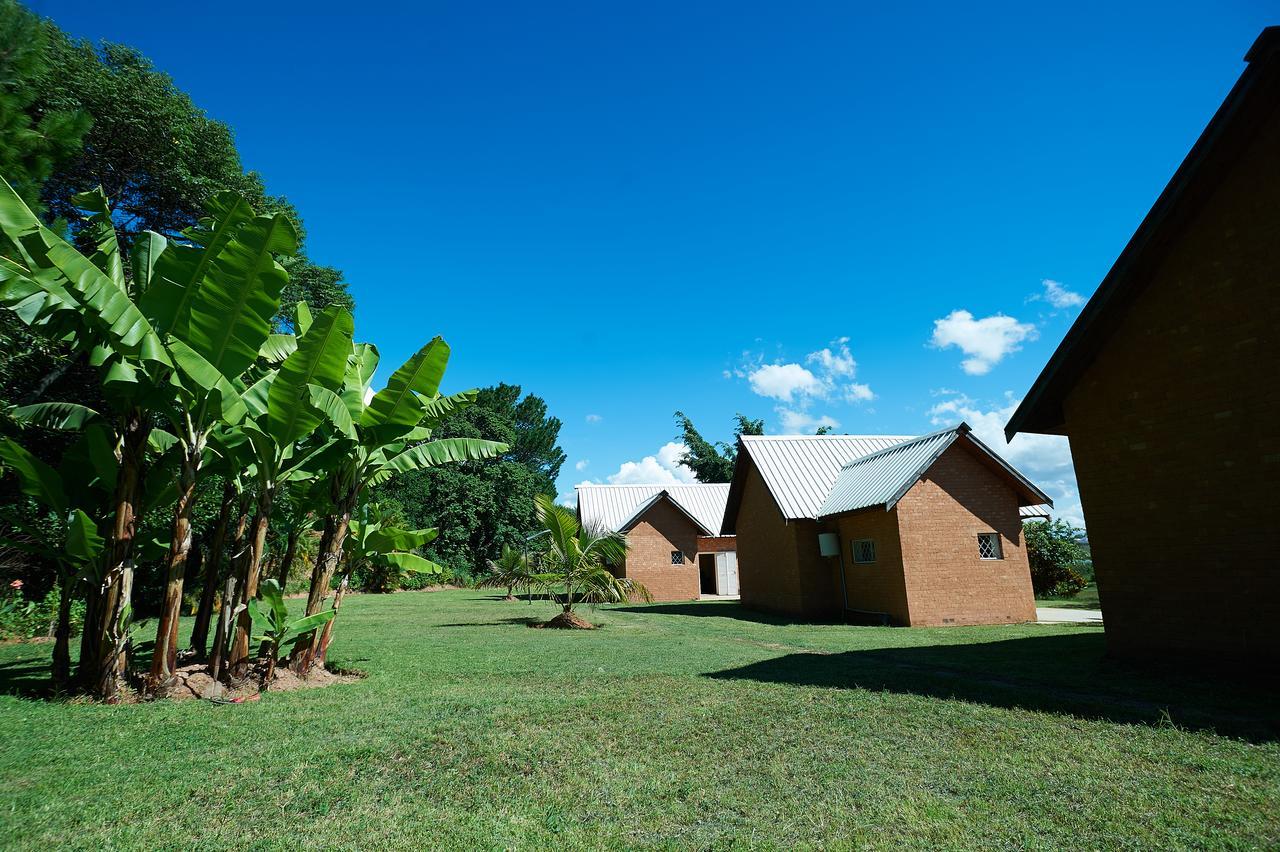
[1020,505,1052,520]
[576,483,732,536]
[817,430,961,517]
[814,425,1055,518]
[738,434,914,520]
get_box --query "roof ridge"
[741,433,914,441]
[838,424,967,469]
[575,482,727,489]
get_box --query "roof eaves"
[1006,27,1280,440]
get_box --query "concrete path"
[1036,607,1103,624]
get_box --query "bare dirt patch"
[157,661,362,702]
[536,610,597,630]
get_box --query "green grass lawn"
[1,590,1276,849]
[1037,583,1102,610]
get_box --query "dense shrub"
[1025,519,1088,597]
[0,582,85,640]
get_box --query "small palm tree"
[481,544,536,601]
[530,494,650,627]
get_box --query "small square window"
[852,539,876,564]
[977,533,1003,560]
[670,550,685,565]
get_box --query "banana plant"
[0,433,110,688]
[307,503,441,667]
[0,178,177,700]
[247,579,334,690]
[291,336,509,673]
[142,193,298,689]
[226,304,355,677]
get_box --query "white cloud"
[747,363,824,402]
[930,310,1037,375]
[601,441,697,485]
[736,339,874,433]
[574,459,589,471]
[557,479,594,508]
[778,409,840,434]
[585,414,602,423]
[1040,279,1085,310]
[927,392,1083,526]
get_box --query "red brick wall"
[735,461,806,614]
[1061,102,1280,660]
[893,444,1036,626]
[833,507,910,624]
[621,499,701,601]
[697,535,737,553]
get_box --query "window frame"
[977,533,1003,560]
[851,538,877,564]
[670,550,685,565]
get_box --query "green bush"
[1025,519,1088,597]
[0,583,85,640]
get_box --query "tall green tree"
[673,411,763,483]
[0,1,89,212]
[378,384,564,577]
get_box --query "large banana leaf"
[70,189,125,289]
[267,306,353,446]
[339,341,380,418]
[9,402,102,430]
[139,191,255,334]
[259,333,297,364]
[66,509,105,566]
[0,178,171,370]
[165,336,248,425]
[382,552,445,574]
[367,525,438,552]
[130,231,167,294]
[0,438,67,515]
[181,212,296,384]
[306,383,355,439]
[369,438,508,486]
[360,337,449,434]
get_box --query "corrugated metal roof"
[817,430,960,517]
[813,425,1055,518]
[739,434,914,520]
[1020,505,1052,520]
[576,483,731,536]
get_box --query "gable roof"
[1007,27,1280,439]
[576,483,731,537]
[815,424,1053,518]
[721,434,913,532]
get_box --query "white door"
[715,551,739,596]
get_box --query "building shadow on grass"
[613,600,823,627]
[707,632,1280,742]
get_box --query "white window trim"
[851,538,876,564]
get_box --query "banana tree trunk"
[229,486,274,678]
[191,483,237,655]
[314,573,349,668]
[76,409,149,702]
[274,525,301,592]
[208,570,239,683]
[290,491,354,674]
[51,579,73,690]
[148,452,200,689]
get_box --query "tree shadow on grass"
[707,632,1280,742]
[0,657,57,699]
[613,601,824,627]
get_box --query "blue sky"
[39,1,1274,524]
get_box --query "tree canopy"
[378,384,565,576]
[673,411,763,483]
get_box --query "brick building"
[576,484,738,601]
[721,426,1051,625]
[1006,28,1280,662]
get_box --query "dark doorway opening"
[698,553,716,595]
